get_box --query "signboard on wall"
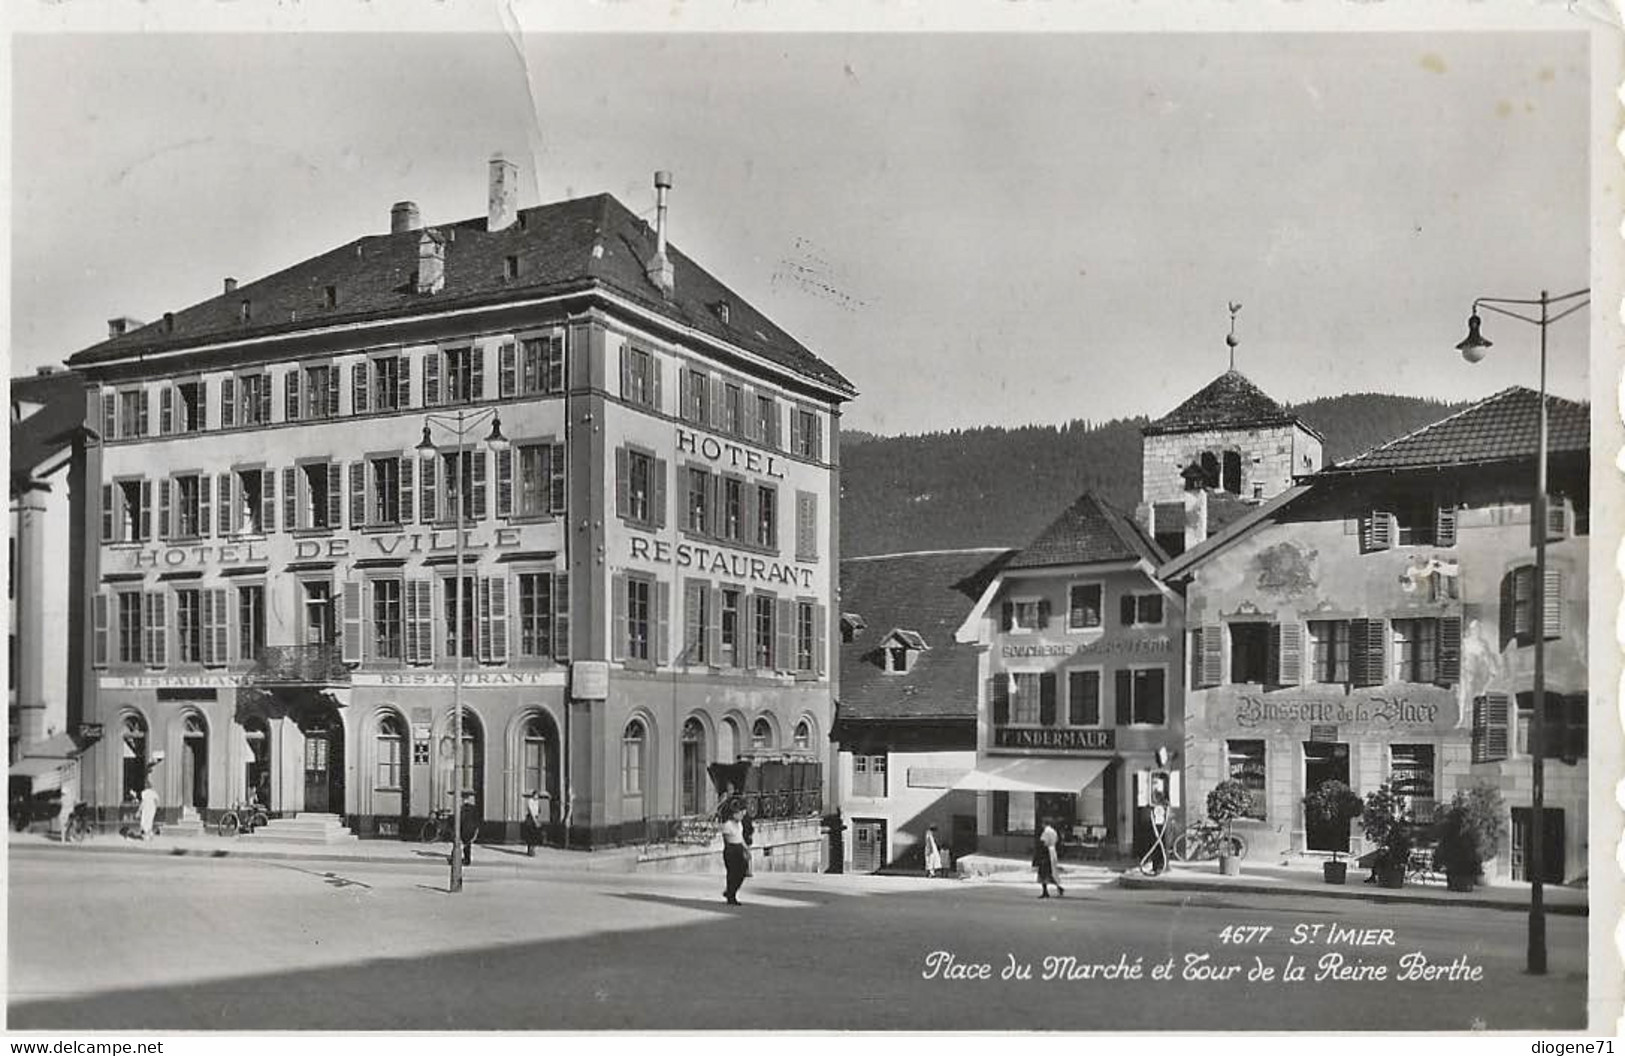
[572,661,609,700]
[994,727,1116,751]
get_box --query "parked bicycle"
[63,802,95,842]
[217,799,270,837]
[419,807,455,843]
[1171,818,1248,863]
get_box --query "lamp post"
[417,407,509,893]
[1454,285,1588,975]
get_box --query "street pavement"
[8,842,1589,1032]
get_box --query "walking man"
[720,801,749,905]
[459,792,481,867]
[523,788,546,857]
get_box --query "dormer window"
[324,285,338,309]
[878,628,929,674]
[239,300,252,325]
[840,612,866,644]
[505,255,520,281]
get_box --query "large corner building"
[66,158,854,854]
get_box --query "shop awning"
[10,755,71,795]
[951,756,1112,794]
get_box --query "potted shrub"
[1434,785,1506,892]
[1361,783,1413,888]
[1301,779,1363,884]
[1206,779,1254,877]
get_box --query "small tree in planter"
[1434,785,1506,892]
[1360,783,1414,888]
[1206,779,1254,877]
[1301,779,1364,884]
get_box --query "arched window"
[719,717,739,764]
[521,715,549,797]
[376,715,405,789]
[681,718,707,815]
[793,719,812,751]
[622,719,647,796]
[121,714,149,799]
[751,717,773,751]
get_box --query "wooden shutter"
[991,676,1009,726]
[652,458,668,528]
[470,347,485,400]
[397,356,411,409]
[425,353,441,405]
[619,346,631,400]
[145,591,167,668]
[199,590,216,666]
[327,462,343,527]
[814,602,827,676]
[218,377,235,428]
[1039,672,1057,726]
[1543,569,1564,639]
[1363,510,1392,552]
[496,448,513,517]
[776,597,794,672]
[159,386,173,434]
[548,444,567,514]
[420,456,438,523]
[217,474,234,535]
[472,450,488,519]
[352,362,369,414]
[1198,623,1222,688]
[1437,615,1462,686]
[486,574,508,663]
[285,369,300,421]
[1120,594,1137,626]
[707,586,724,667]
[403,580,422,665]
[679,369,693,421]
[656,581,673,665]
[682,581,703,662]
[399,457,415,523]
[1000,602,1014,632]
[709,376,727,431]
[650,356,663,411]
[614,447,629,520]
[92,594,109,667]
[1435,505,1457,547]
[101,485,116,542]
[552,571,570,661]
[102,392,117,439]
[260,470,276,533]
[326,365,340,417]
[138,390,150,435]
[339,581,363,664]
[210,588,229,666]
[198,475,212,537]
[499,342,517,396]
[157,479,171,540]
[611,574,627,662]
[1036,598,1051,629]
[1351,618,1386,688]
[282,467,298,530]
[349,461,367,527]
[1270,621,1303,686]
[1473,693,1510,763]
[1115,669,1133,726]
[789,406,804,455]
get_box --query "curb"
[7,837,640,874]
[1115,871,1589,916]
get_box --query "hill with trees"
[839,393,1465,557]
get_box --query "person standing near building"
[138,784,159,841]
[523,789,546,857]
[924,824,943,879]
[720,802,749,905]
[1035,819,1063,898]
[459,793,481,867]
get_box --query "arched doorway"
[444,709,485,816]
[243,718,271,808]
[121,714,149,800]
[520,712,560,836]
[376,713,409,836]
[181,714,208,811]
[719,717,739,764]
[681,717,708,816]
[299,710,345,815]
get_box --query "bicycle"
[63,802,95,842]
[1171,818,1248,863]
[217,800,270,837]
[419,807,455,843]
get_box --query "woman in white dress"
[924,824,943,878]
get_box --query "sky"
[8,25,1596,436]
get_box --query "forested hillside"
[839,393,1465,557]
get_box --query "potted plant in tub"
[1434,785,1506,892]
[1360,782,1413,888]
[1206,779,1254,877]
[1301,779,1363,884]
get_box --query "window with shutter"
[1472,693,1510,763]
[92,594,109,667]
[1350,618,1386,688]
[1437,616,1462,686]
[1435,505,1457,546]
[1269,621,1303,686]
[1196,624,1223,688]
[1542,569,1564,640]
[1362,510,1392,552]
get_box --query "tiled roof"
[1143,369,1316,437]
[66,194,853,395]
[10,370,86,490]
[1006,491,1167,571]
[839,549,1016,723]
[1319,386,1588,475]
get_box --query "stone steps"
[240,812,359,845]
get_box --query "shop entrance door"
[1511,808,1564,884]
[1303,741,1351,852]
[852,819,885,873]
[301,713,344,815]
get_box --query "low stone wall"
[634,817,824,875]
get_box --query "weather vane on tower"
[1226,302,1242,371]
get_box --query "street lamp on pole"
[1454,285,1588,975]
[417,407,509,893]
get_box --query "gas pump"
[1136,747,1181,876]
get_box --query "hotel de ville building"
[65,158,854,856]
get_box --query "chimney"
[488,154,518,232]
[647,170,675,299]
[417,230,446,294]
[391,201,420,234]
[223,277,237,294]
[106,316,143,339]
[34,365,59,376]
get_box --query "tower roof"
[1143,369,1320,439]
